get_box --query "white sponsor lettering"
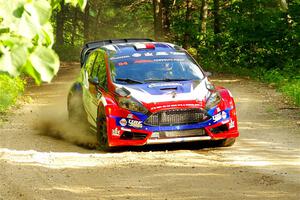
[212,113,222,122]
[132,53,142,57]
[110,55,130,60]
[170,52,185,55]
[144,52,153,57]
[156,52,169,56]
[153,58,185,62]
[128,119,143,128]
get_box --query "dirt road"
[0,63,300,200]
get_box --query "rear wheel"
[214,138,236,147]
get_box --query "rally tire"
[97,113,114,152]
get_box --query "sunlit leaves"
[29,46,59,83]
[65,0,87,11]
[0,0,86,84]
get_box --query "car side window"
[90,50,107,89]
[85,52,98,76]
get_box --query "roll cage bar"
[80,38,154,67]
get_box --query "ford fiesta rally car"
[68,38,239,150]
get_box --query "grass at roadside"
[203,63,300,107]
[0,73,25,113]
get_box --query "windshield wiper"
[116,78,144,84]
[144,78,192,82]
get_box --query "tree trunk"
[162,0,171,40]
[71,8,78,46]
[200,0,208,34]
[55,2,65,45]
[153,0,163,41]
[213,0,221,34]
[84,2,90,43]
[183,0,192,49]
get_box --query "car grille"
[145,108,209,126]
[159,129,206,138]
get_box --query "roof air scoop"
[133,43,155,50]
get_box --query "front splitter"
[146,136,212,145]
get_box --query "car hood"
[115,78,210,105]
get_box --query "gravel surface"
[0,62,299,200]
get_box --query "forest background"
[1,0,300,112]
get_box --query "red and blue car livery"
[68,39,239,150]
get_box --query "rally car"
[67,38,239,150]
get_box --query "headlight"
[206,91,221,109]
[118,97,148,114]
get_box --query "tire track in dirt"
[0,63,299,200]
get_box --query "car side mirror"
[89,77,99,85]
[205,71,212,77]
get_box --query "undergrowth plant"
[0,73,25,113]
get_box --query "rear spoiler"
[80,38,153,67]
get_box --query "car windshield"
[109,52,204,84]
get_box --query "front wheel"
[214,138,236,147]
[97,115,113,151]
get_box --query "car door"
[82,51,98,127]
[85,50,108,128]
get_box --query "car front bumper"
[103,107,239,147]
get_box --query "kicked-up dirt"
[0,62,299,200]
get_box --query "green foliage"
[0,73,25,113]
[54,45,81,62]
[0,0,86,84]
[192,0,300,106]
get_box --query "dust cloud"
[34,108,98,149]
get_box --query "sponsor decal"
[216,107,221,113]
[112,128,121,136]
[222,120,230,124]
[153,58,185,62]
[213,111,227,122]
[156,52,169,56]
[229,120,235,129]
[118,61,128,66]
[149,103,203,111]
[212,113,222,122]
[121,127,131,132]
[148,82,182,88]
[132,53,142,57]
[170,52,185,56]
[144,52,153,56]
[110,55,130,60]
[127,114,133,119]
[128,119,143,128]
[119,118,127,126]
[222,111,227,119]
[134,60,153,64]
